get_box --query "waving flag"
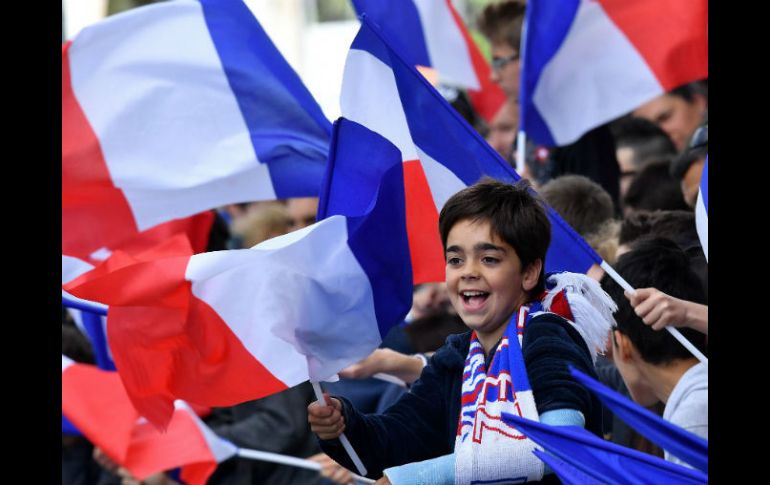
[62,355,138,463]
[531,449,604,485]
[64,118,412,429]
[521,0,708,146]
[62,357,235,485]
[342,17,600,284]
[570,367,708,473]
[695,157,708,261]
[351,0,506,122]
[502,413,707,484]
[63,0,331,264]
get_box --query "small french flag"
[695,157,708,262]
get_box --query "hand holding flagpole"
[311,381,369,477]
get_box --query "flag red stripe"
[403,160,445,285]
[446,0,507,123]
[597,0,708,90]
[62,42,139,260]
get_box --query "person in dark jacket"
[308,180,615,484]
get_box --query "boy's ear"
[521,259,542,292]
[613,330,635,362]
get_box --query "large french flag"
[341,17,600,284]
[695,157,708,262]
[351,0,506,123]
[63,0,331,263]
[521,0,708,146]
[63,357,235,485]
[64,119,412,429]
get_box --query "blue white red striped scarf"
[454,272,616,484]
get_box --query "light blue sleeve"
[380,409,584,484]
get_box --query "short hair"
[669,80,708,103]
[539,175,615,237]
[601,238,707,365]
[439,178,551,294]
[611,116,677,168]
[478,0,527,49]
[623,161,690,212]
[619,210,699,250]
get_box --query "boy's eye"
[447,257,462,266]
[481,256,499,264]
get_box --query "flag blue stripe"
[532,449,605,485]
[81,312,117,371]
[700,158,708,212]
[569,367,708,473]
[320,119,413,338]
[200,0,331,198]
[520,0,580,146]
[352,0,432,68]
[62,414,82,436]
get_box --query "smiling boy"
[308,179,615,484]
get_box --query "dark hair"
[619,210,698,249]
[623,161,689,212]
[478,0,526,49]
[611,116,677,168]
[539,175,615,237]
[669,80,708,103]
[439,178,551,294]
[601,238,707,364]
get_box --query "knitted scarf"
[454,272,616,484]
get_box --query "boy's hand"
[308,393,346,440]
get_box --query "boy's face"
[445,219,537,344]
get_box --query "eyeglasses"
[491,52,520,71]
[688,124,708,149]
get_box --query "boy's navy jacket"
[319,313,603,480]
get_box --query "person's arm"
[625,288,708,335]
[338,348,428,384]
[308,353,453,479]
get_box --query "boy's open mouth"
[460,290,489,310]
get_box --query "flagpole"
[236,448,375,484]
[311,381,369,478]
[600,261,708,364]
[516,131,526,175]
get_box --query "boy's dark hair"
[478,0,526,49]
[611,116,677,168]
[439,178,551,295]
[539,174,615,237]
[623,161,689,212]
[601,238,707,365]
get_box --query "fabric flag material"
[63,0,331,263]
[351,0,506,122]
[695,156,708,262]
[341,17,600,284]
[123,401,237,485]
[62,357,234,485]
[531,449,605,485]
[521,0,708,146]
[501,413,707,484]
[62,355,138,463]
[569,367,708,473]
[64,119,412,429]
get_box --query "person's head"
[439,179,550,340]
[478,1,526,99]
[601,238,707,405]
[631,82,708,151]
[286,197,319,232]
[670,122,707,208]
[611,117,677,199]
[622,160,690,215]
[485,100,519,161]
[618,210,699,254]
[230,202,291,248]
[539,175,615,237]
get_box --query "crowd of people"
[63,1,708,484]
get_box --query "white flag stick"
[516,130,527,175]
[311,381,369,477]
[236,448,375,484]
[373,372,407,387]
[600,261,708,364]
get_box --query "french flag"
[64,118,412,429]
[62,356,235,485]
[520,0,708,146]
[63,0,331,264]
[341,17,600,283]
[695,157,708,262]
[351,0,506,123]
